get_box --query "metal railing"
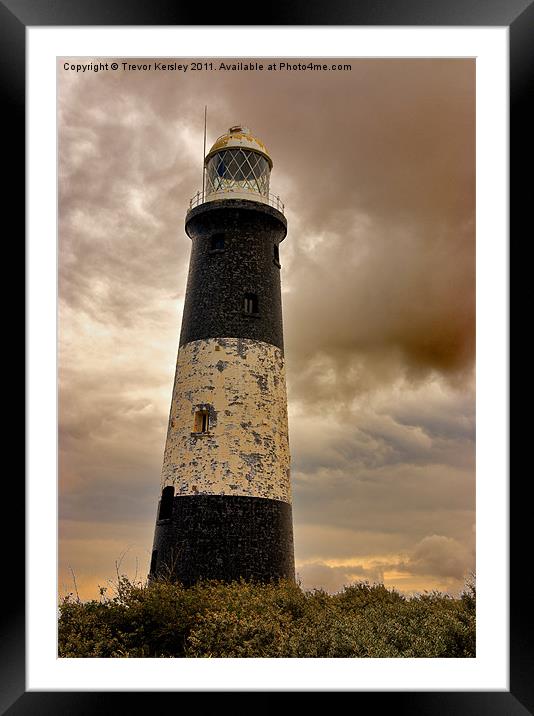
[188,189,285,214]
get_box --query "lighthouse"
[149,125,295,585]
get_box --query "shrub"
[58,577,476,658]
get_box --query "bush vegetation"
[58,575,475,658]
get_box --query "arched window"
[273,243,280,266]
[194,408,210,433]
[158,485,175,520]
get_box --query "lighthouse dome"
[203,125,274,205]
[205,125,273,168]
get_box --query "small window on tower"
[273,243,281,267]
[210,233,225,252]
[193,408,210,433]
[243,292,259,315]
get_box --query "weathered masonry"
[149,125,295,585]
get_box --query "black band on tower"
[181,199,287,351]
[150,495,295,586]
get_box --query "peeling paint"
[160,337,291,502]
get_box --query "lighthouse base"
[149,494,294,586]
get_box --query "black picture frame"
[7,0,525,711]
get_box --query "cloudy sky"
[58,58,475,599]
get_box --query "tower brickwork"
[149,126,294,585]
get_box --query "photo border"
[6,0,525,710]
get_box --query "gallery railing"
[188,189,285,214]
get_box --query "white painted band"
[160,337,292,503]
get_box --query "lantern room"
[204,125,273,203]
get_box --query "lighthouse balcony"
[189,188,285,215]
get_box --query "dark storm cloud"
[58,58,475,597]
[289,380,474,476]
[59,58,475,386]
[283,213,474,403]
[201,59,475,397]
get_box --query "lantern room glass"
[206,149,271,198]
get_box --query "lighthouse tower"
[149,125,294,585]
